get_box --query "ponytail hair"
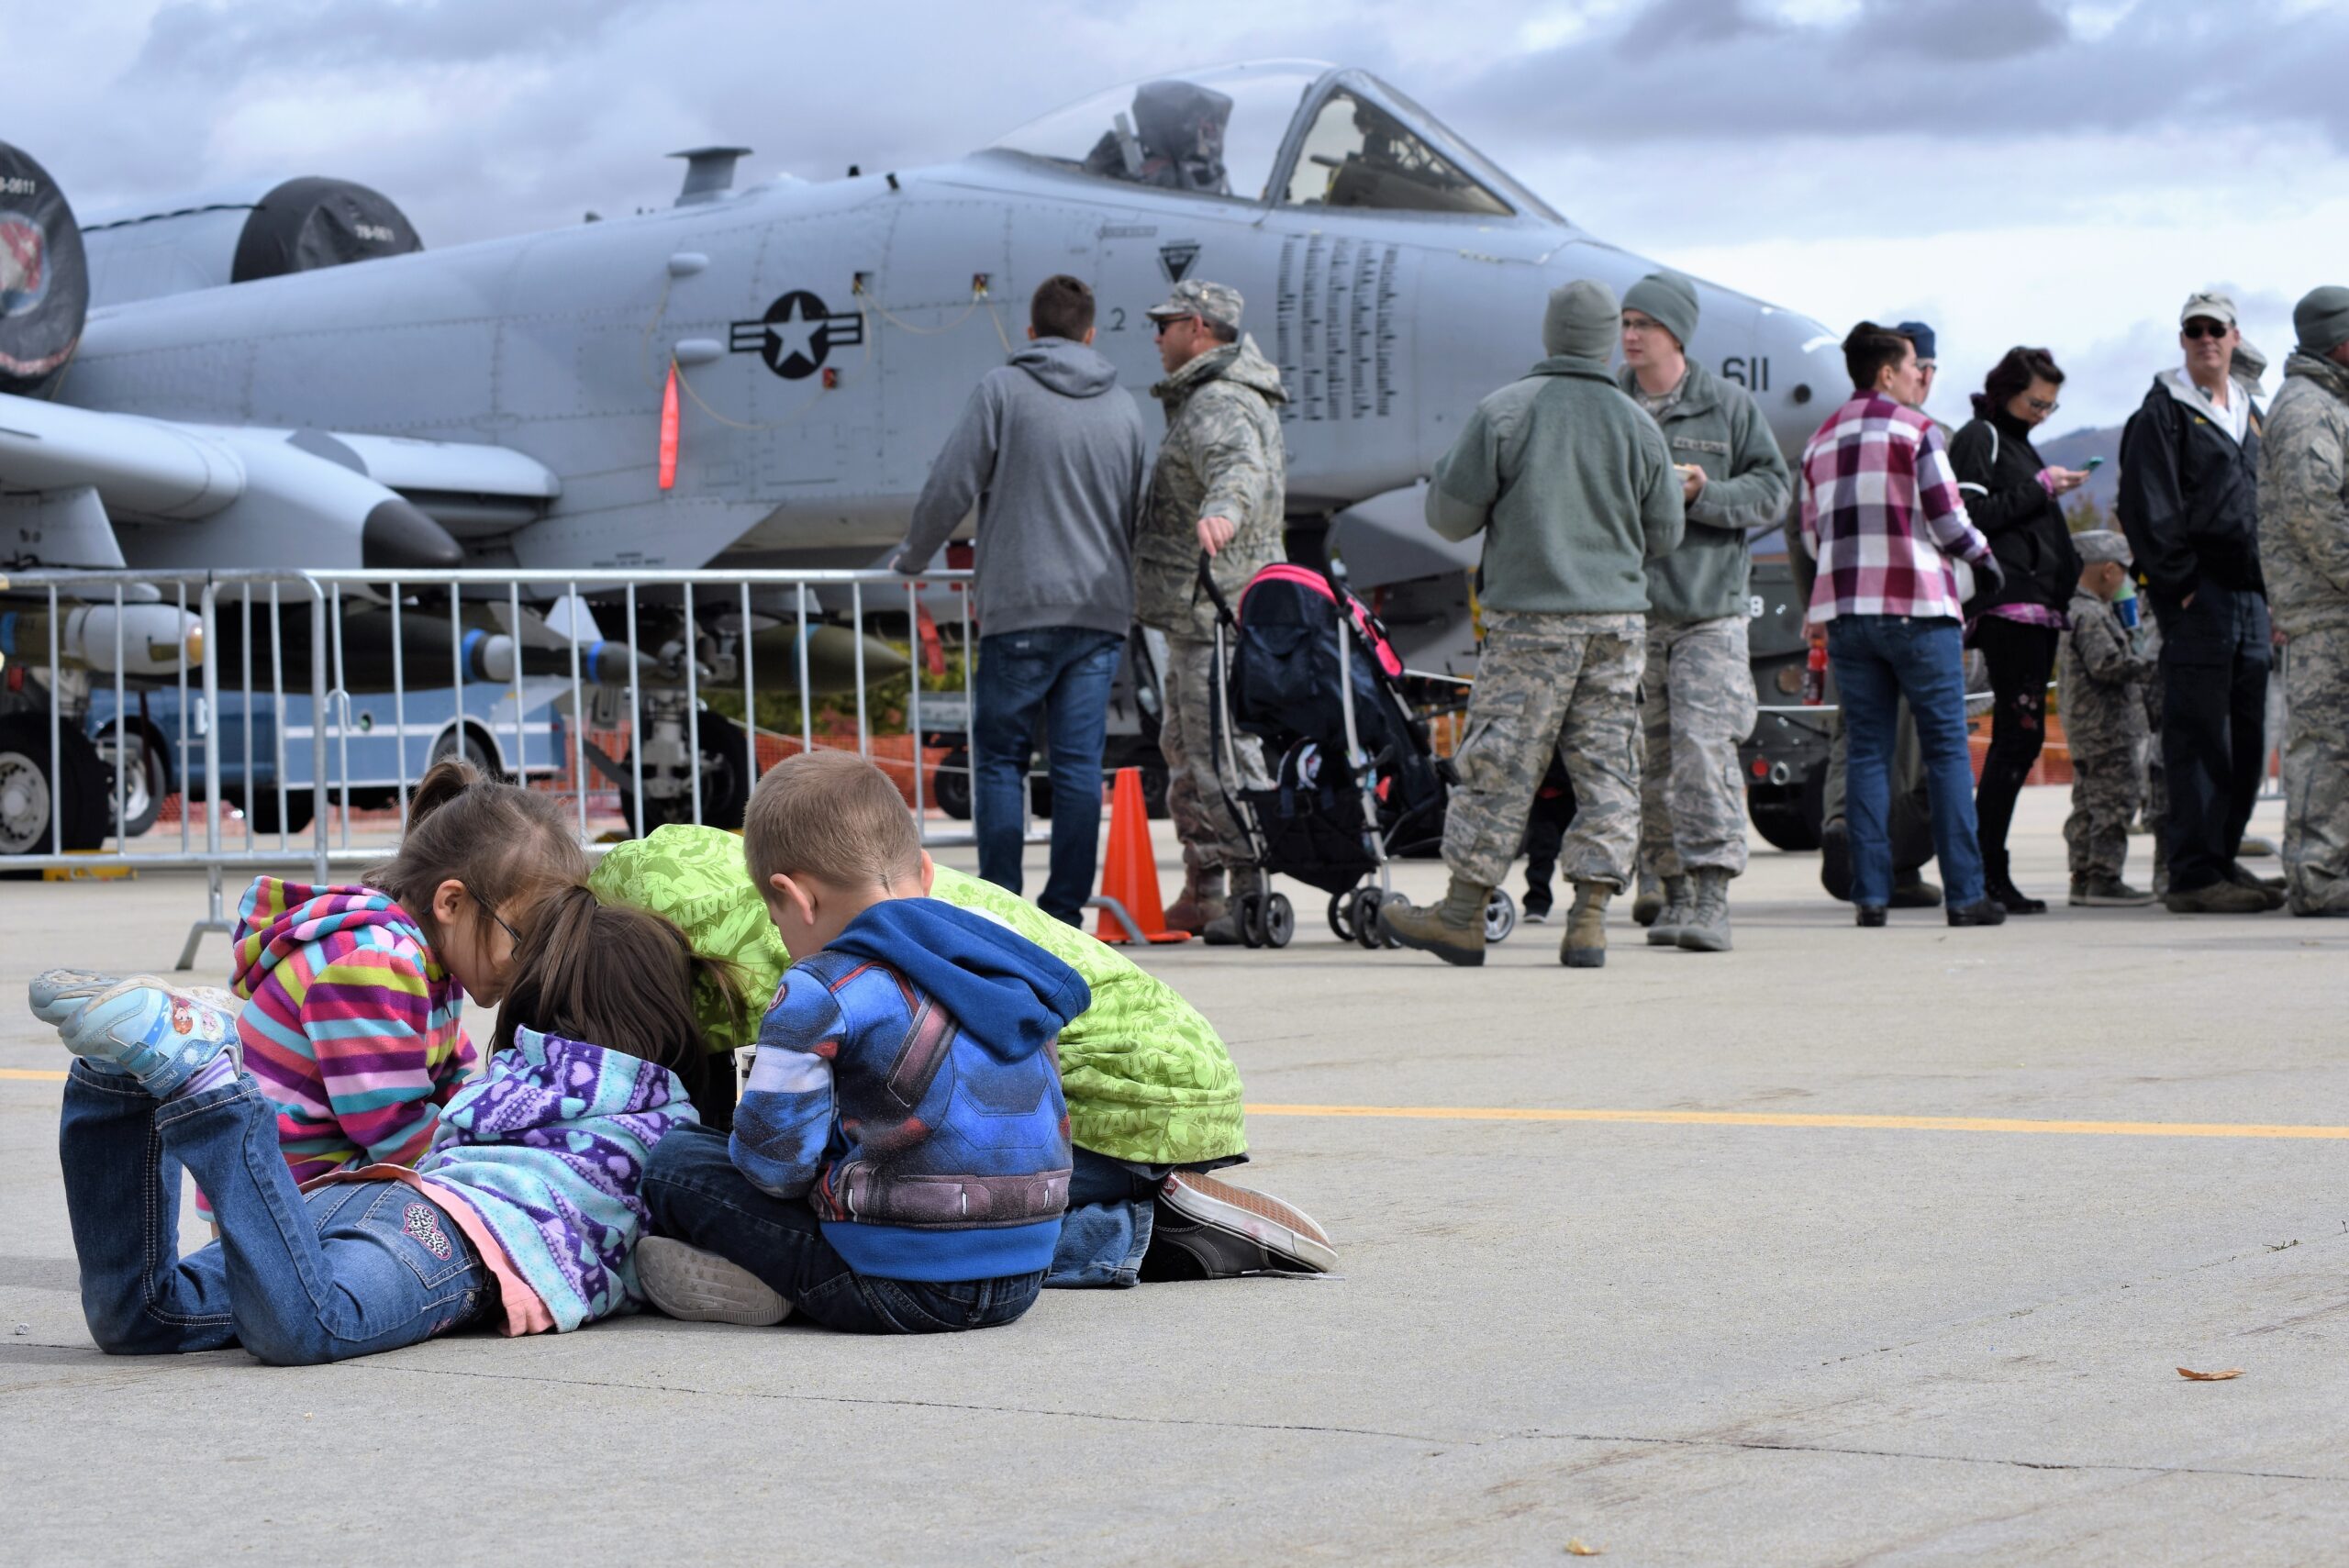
[490,884,741,1095]
[363,757,588,941]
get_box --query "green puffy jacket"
[587,826,1247,1165]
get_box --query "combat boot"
[1203,867,1265,946]
[1631,866,1664,927]
[2071,875,2156,907]
[1645,875,1692,947]
[1676,868,1732,952]
[1378,874,1489,967]
[1562,881,1611,969]
[1163,867,1223,937]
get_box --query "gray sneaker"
[1150,1172,1337,1276]
[636,1237,791,1326]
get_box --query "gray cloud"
[1453,0,2349,150]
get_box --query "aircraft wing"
[0,391,556,573]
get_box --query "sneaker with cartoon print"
[52,973,241,1097]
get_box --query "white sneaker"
[636,1237,791,1326]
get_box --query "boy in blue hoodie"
[637,751,1086,1333]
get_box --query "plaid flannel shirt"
[1799,392,1990,622]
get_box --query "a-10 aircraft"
[0,60,1843,851]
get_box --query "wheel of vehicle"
[236,783,317,839]
[1483,887,1518,944]
[0,714,107,857]
[1235,890,1265,949]
[1141,762,1170,820]
[621,709,751,836]
[1748,798,1819,852]
[92,719,171,839]
[1327,889,1357,943]
[429,725,500,777]
[1352,886,1386,951]
[1261,891,1295,949]
[931,747,973,820]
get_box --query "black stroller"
[1197,554,1518,950]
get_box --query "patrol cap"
[2075,529,2132,566]
[1146,277,1242,330]
[2180,289,2237,328]
[2233,338,2269,390]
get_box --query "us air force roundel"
[729,290,865,380]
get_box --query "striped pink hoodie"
[229,878,477,1184]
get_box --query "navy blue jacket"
[730,898,1086,1283]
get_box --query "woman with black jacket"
[1947,347,2090,914]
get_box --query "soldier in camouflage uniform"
[2258,285,2349,916]
[1133,278,1287,943]
[2058,531,2159,905]
[1617,271,1789,953]
[1381,279,1685,968]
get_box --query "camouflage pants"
[2063,748,2145,882]
[1639,615,1758,878]
[2283,624,2349,912]
[1443,609,1644,891]
[1157,633,1266,875]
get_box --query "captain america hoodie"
[730,896,1086,1283]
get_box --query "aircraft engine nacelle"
[79,174,423,310]
[0,141,89,397]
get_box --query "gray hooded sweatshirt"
[898,338,1149,638]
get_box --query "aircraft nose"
[1755,311,1847,457]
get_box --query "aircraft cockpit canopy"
[990,61,1558,223]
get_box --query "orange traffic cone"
[1095,767,1189,944]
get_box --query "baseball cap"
[2179,290,2238,328]
[1145,277,1242,330]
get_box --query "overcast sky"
[18,0,2349,432]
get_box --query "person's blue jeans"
[1827,614,1987,909]
[641,1124,1046,1333]
[974,628,1125,924]
[1047,1146,1253,1288]
[58,1062,489,1364]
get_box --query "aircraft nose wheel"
[1485,888,1518,944]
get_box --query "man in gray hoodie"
[895,274,1148,925]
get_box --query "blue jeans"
[641,1124,1046,1333]
[59,1063,489,1364]
[1047,1147,1253,1288]
[974,628,1124,924]
[1827,615,1987,909]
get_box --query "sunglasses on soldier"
[1153,315,1194,337]
[2182,319,2231,340]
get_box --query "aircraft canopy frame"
[985,61,1563,225]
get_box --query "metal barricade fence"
[0,565,996,967]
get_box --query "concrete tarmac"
[2,789,2343,1565]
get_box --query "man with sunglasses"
[1134,278,1288,943]
[2118,290,2278,914]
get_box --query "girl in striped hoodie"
[217,758,592,1187]
[38,885,729,1362]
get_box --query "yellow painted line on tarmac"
[1244,1103,2349,1141]
[0,1072,2337,1141]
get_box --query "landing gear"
[0,714,106,856]
[621,702,751,836]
